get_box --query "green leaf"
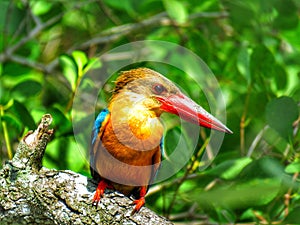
[164,126,189,160]
[273,64,287,90]
[11,80,42,99]
[237,46,251,84]
[102,0,136,16]
[66,137,86,172]
[31,1,53,16]
[223,1,255,29]
[273,0,299,30]
[250,45,276,80]
[83,57,102,74]
[193,178,281,210]
[284,207,300,224]
[3,99,14,110]
[3,62,32,77]
[163,0,188,24]
[265,96,298,140]
[285,162,300,174]
[205,157,252,180]
[10,100,36,130]
[274,13,298,30]
[239,157,285,179]
[48,107,72,137]
[59,54,77,91]
[72,50,88,77]
[1,113,23,134]
[262,128,288,153]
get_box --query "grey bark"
[0,114,172,225]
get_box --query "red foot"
[132,197,145,214]
[131,186,147,214]
[93,180,110,206]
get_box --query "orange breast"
[94,99,164,191]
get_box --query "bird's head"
[111,68,232,134]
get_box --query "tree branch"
[0,114,172,224]
[0,10,228,74]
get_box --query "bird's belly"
[93,113,162,194]
[96,145,157,187]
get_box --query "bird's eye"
[153,84,166,94]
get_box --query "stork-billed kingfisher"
[90,68,232,213]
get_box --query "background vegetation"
[1,0,299,224]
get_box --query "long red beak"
[156,94,233,134]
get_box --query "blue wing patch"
[160,136,165,158]
[92,108,110,145]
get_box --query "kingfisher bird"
[90,68,232,213]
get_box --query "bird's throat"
[108,94,164,151]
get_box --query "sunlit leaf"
[3,99,14,110]
[285,162,300,174]
[83,58,102,74]
[31,1,53,16]
[205,157,252,180]
[72,51,88,77]
[163,0,188,24]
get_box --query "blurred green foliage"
[0,0,300,224]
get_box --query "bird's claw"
[92,180,109,207]
[131,197,145,215]
[92,193,101,207]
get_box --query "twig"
[283,172,299,218]
[168,203,207,221]
[49,11,228,71]
[98,0,122,25]
[252,210,268,224]
[2,1,15,48]
[5,13,63,57]
[8,55,52,73]
[247,125,269,157]
[0,1,95,66]
[0,10,229,73]
[240,84,252,155]
[189,11,228,19]
[147,173,200,196]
